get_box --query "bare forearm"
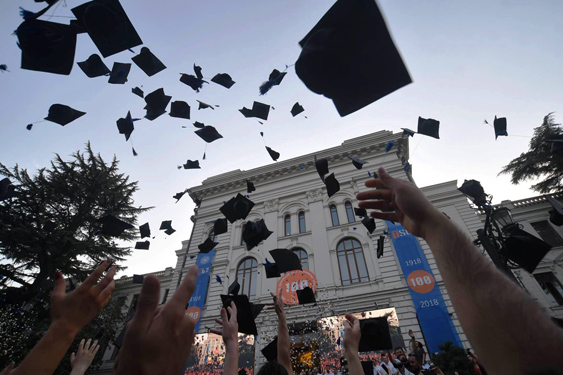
[424,216,563,373]
[277,315,292,375]
[344,349,362,375]
[223,341,239,375]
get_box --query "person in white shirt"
[380,354,398,375]
[394,362,414,375]
[372,361,388,375]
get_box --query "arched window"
[284,214,291,236]
[337,238,369,286]
[330,205,339,226]
[237,257,258,298]
[208,228,217,242]
[345,202,355,223]
[292,248,309,270]
[240,225,246,246]
[298,212,306,233]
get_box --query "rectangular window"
[330,205,339,226]
[299,213,306,233]
[535,272,563,306]
[531,221,563,247]
[285,215,291,236]
[345,202,355,223]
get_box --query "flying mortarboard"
[259,69,287,95]
[264,261,281,278]
[295,0,412,116]
[0,178,15,201]
[135,240,150,250]
[291,102,305,117]
[358,317,392,352]
[180,73,207,92]
[296,286,316,304]
[193,121,205,129]
[458,179,487,206]
[159,220,175,235]
[220,294,258,335]
[377,235,385,258]
[195,126,223,143]
[239,101,271,121]
[144,88,171,120]
[132,86,144,98]
[132,274,144,284]
[220,194,255,223]
[181,160,200,169]
[108,62,131,84]
[139,222,150,238]
[71,0,143,58]
[265,146,280,161]
[361,361,374,375]
[211,73,235,88]
[493,116,508,139]
[98,215,134,237]
[315,156,329,181]
[401,128,416,137]
[197,100,215,110]
[228,278,240,295]
[417,117,440,139]
[247,179,256,193]
[239,369,248,375]
[348,155,367,169]
[546,196,563,226]
[242,219,273,250]
[116,111,135,141]
[77,54,110,77]
[354,207,367,217]
[214,218,228,235]
[169,101,191,119]
[324,173,340,197]
[131,47,166,77]
[250,303,265,319]
[361,216,376,234]
[198,238,218,253]
[385,141,395,153]
[261,337,278,362]
[502,228,551,273]
[44,104,86,126]
[269,249,302,273]
[193,64,203,79]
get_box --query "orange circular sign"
[406,270,435,294]
[185,306,202,323]
[276,270,318,305]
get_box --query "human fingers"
[98,279,116,304]
[70,353,75,364]
[51,271,66,302]
[130,275,160,331]
[364,179,387,189]
[209,329,223,335]
[215,317,224,326]
[84,338,92,352]
[358,200,394,211]
[79,338,85,352]
[169,266,198,310]
[369,211,401,222]
[93,343,100,356]
[221,306,229,324]
[377,168,402,189]
[89,340,98,352]
[356,189,393,202]
[343,320,351,330]
[80,260,111,290]
[93,266,116,294]
[230,302,237,322]
[344,314,357,325]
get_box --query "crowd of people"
[2,168,563,375]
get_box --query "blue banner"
[386,221,463,355]
[186,249,216,333]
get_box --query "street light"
[490,207,515,231]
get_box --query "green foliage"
[431,341,475,375]
[499,113,563,193]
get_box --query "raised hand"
[270,291,285,316]
[210,301,238,347]
[1,363,15,375]
[70,338,99,375]
[343,314,361,353]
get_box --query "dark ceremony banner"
[386,221,463,355]
[186,249,216,333]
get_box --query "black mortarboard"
[377,235,385,258]
[135,240,150,250]
[108,62,131,84]
[132,86,144,98]
[193,121,205,129]
[242,219,273,250]
[77,54,110,77]
[131,47,166,77]
[228,279,240,295]
[296,286,316,304]
[220,194,255,223]
[211,73,235,88]
[71,0,143,58]
[291,102,305,117]
[195,126,223,143]
[354,207,367,217]
[269,249,302,273]
[315,156,329,181]
[264,261,281,278]
[0,178,15,201]
[259,69,287,95]
[220,294,257,335]
[180,73,206,92]
[17,19,77,75]
[502,228,552,273]
[173,190,187,202]
[193,64,203,79]
[197,100,215,110]
[458,180,487,206]
[547,196,563,226]
[214,218,229,235]
[358,317,392,352]
[98,215,134,237]
[250,303,265,319]
[417,117,440,139]
[239,101,271,121]
[139,222,150,238]
[361,217,376,234]
[266,146,280,161]
[144,88,171,121]
[181,160,200,169]
[238,369,248,375]
[295,0,411,117]
[44,104,86,126]
[169,101,191,119]
[247,179,256,193]
[401,128,416,137]
[361,361,374,375]
[261,337,278,362]
[198,238,218,253]
[160,220,173,231]
[493,116,508,139]
[132,274,144,284]
[116,111,134,141]
[165,228,176,235]
[324,173,340,197]
[348,155,367,169]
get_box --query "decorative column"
[306,189,334,287]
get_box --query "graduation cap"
[139,222,150,238]
[458,179,488,206]
[261,336,278,361]
[491,116,508,139]
[132,274,144,284]
[193,64,203,79]
[116,111,135,141]
[135,240,150,250]
[228,278,240,296]
[211,73,235,88]
[132,86,144,98]
[361,216,376,234]
[546,196,563,226]
[77,54,110,77]
[264,261,281,278]
[17,19,77,75]
[98,215,134,237]
[220,194,255,223]
[358,317,392,352]
[354,207,367,217]
[195,126,223,143]
[401,128,416,137]
[295,0,411,116]
[144,88,171,120]
[324,173,340,197]
[131,47,166,77]
[315,156,329,181]
[193,121,205,129]
[159,220,175,235]
[265,146,280,161]
[214,218,229,235]
[199,238,218,253]
[269,249,302,273]
[250,303,265,319]
[348,155,367,169]
[180,73,207,92]
[239,101,271,121]
[377,235,385,258]
[296,286,316,304]
[220,294,258,335]
[242,219,273,250]
[238,369,248,375]
[197,100,215,110]
[259,69,287,95]
[173,189,188,202]
[108,62,131,84]
[0,178,15,201]
[502,227,552,273]
[417,117,440,139]
[361,361,374,375]
[291,102,305,117]
[246,179,256,193]
[385,141,395,153]
[44,104,86,126]
[169,101,191,119]
[71,0,143,58]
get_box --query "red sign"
[276,270,318,305]
[406,270,435,294]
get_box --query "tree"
[431,341,476,375]
[499,112,563,194]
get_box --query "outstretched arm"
[70,338,100,375]
[357,168,563,375]
[210,302,239,375]
[342,314,363,375]
[272,292,293,375]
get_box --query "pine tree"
[431,341,476,375]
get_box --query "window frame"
[237,257,258,299]
[336,238,369,286]
[292,248,309,270]
[330,204,340,226]
[534,272,563,306]
[298,211,306,233]
[345,201,355,223]
[284,214,291,236]
[531,221,563,247]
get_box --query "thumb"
[52,272,66,300]
[378,167,399,189]
[70,352,75,364]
